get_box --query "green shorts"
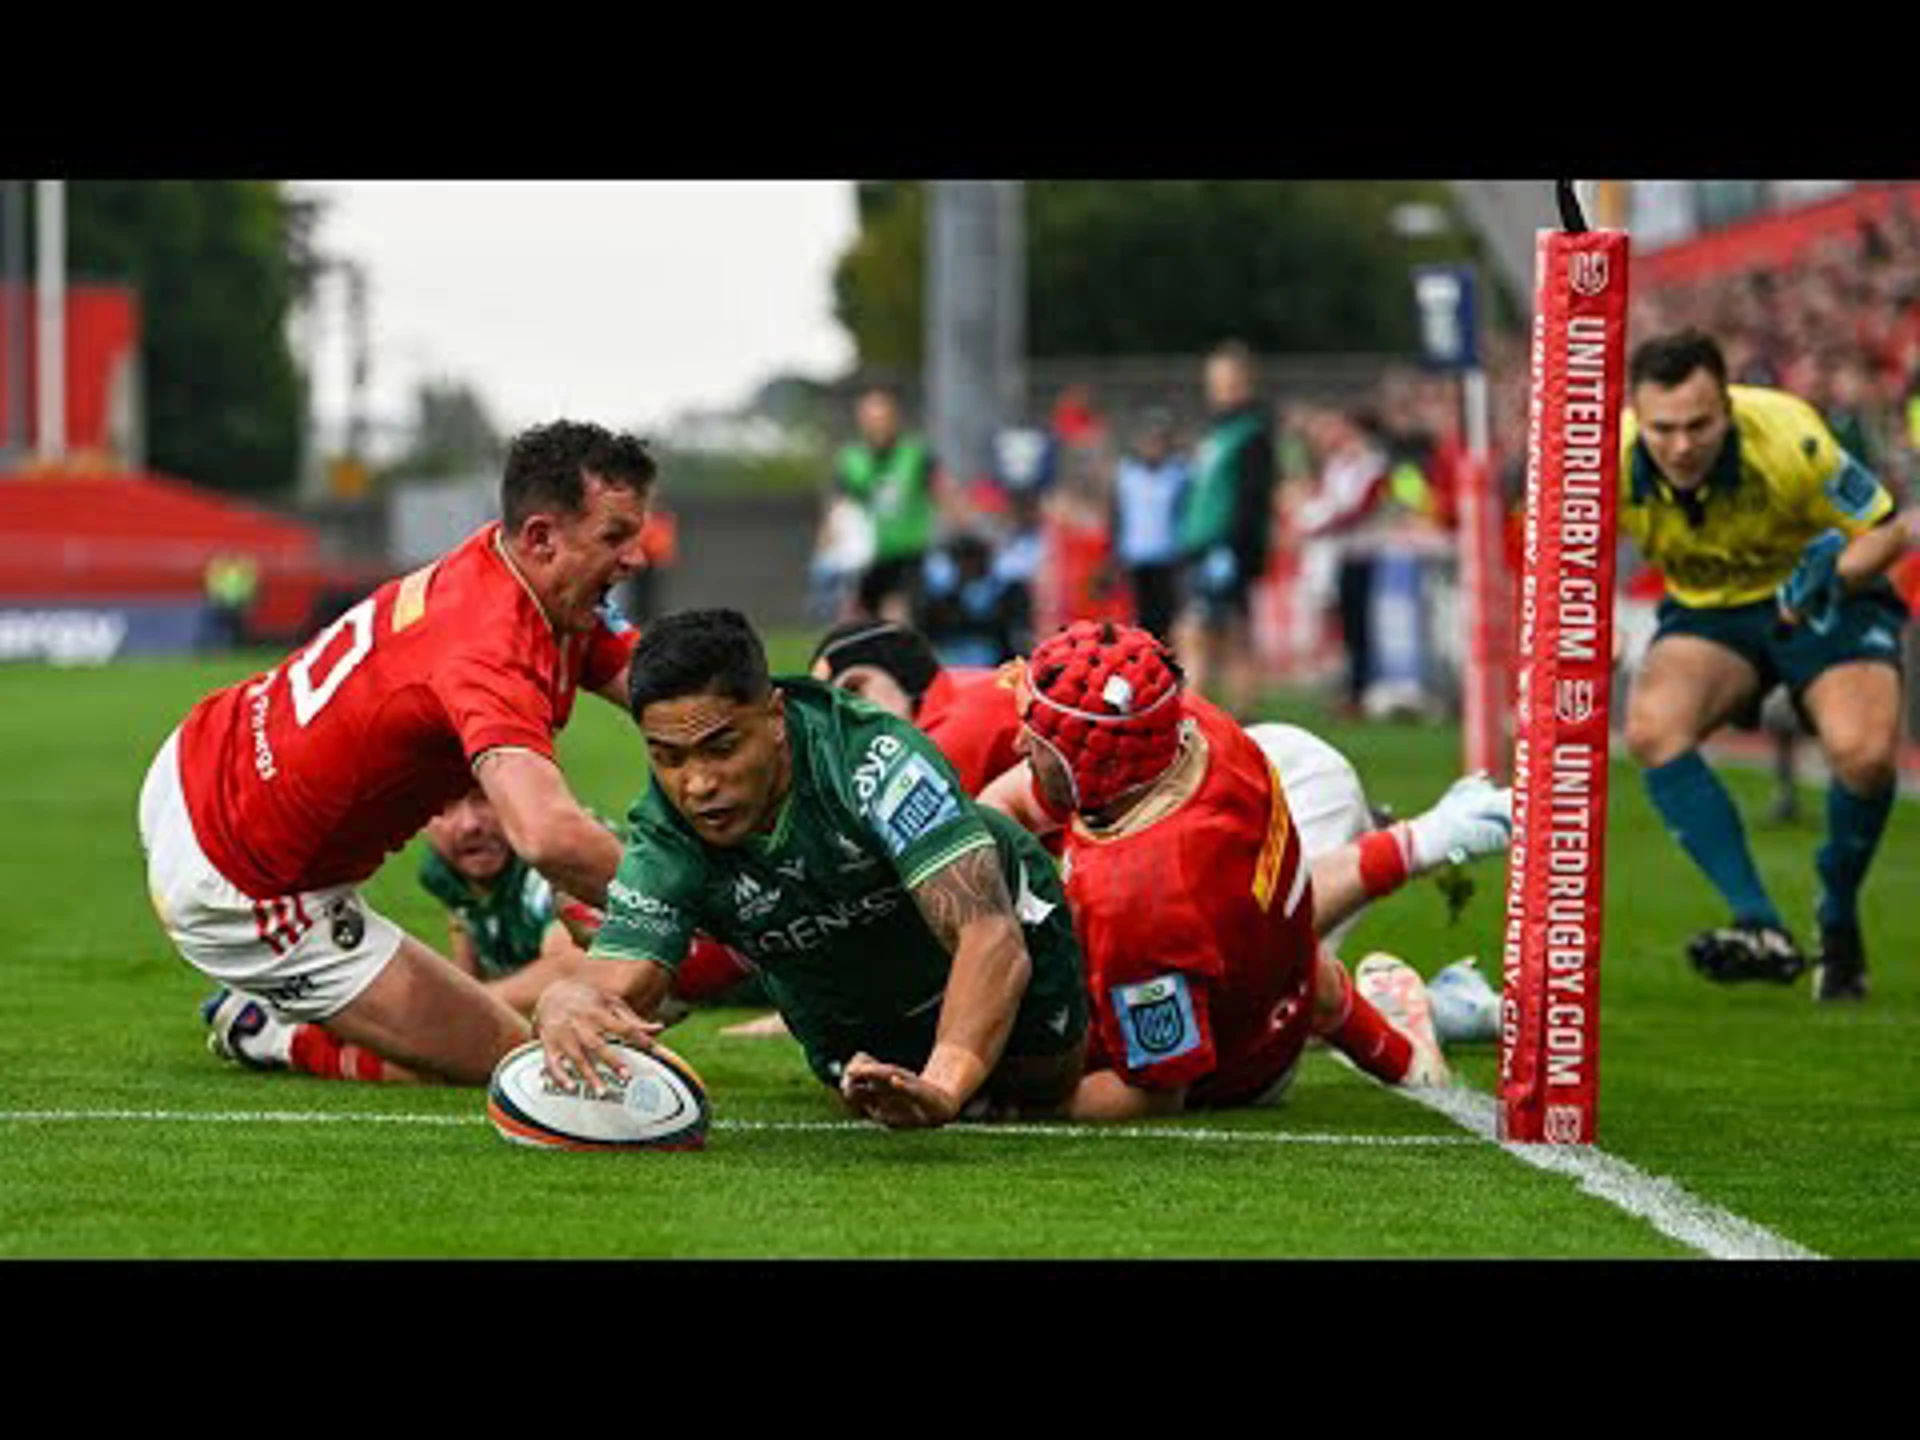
[1653,582,1908,725]
[789,914,1088,1091]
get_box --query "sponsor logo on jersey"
[607,880,681,934]
[831,831,878,873]
[852,733,907,805]
[259,974,317,1008]
[327,896,367,952]
[1827,451,1884,521]
[731,870,783,923]
[743,887,906,957]
[1251,760,1294,912]
[870,753,962,857]
[246,669,279,782]
[777,858,808,883]
[1115,974,1202,1070]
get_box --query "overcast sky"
[294,181,861,443]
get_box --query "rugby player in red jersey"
[810,617,1509,952]
[977,619,1503,1121]
[809,618,1025,797]
[138,421,655,1086]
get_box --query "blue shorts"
[1653,582,1908,724]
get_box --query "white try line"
[1399,1085,1823,1261]
[0,1102,1823,1257]
[0,1108,1471,1148]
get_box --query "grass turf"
[0,639,1914,1259]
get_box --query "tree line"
[22,181,1495,500]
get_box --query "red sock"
[1313,964,1414,1084]
[289,1024,388,1082]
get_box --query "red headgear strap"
[1020,620,1185,816]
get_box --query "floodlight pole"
[35,179,65,463]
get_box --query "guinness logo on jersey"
[328,896,367,952]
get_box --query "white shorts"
[137,728,403,1023]
[1246,722,1373,947]
[1245,723,1372,861]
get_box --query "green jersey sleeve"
[590,814,705,972]
[838,697,996,890]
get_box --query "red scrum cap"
[1017,619,1185,817]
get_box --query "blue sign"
[1411,264,1480,371]
[0,600,209,664]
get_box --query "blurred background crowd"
[802,183,1920,735]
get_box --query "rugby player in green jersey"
[420,787,598,1015]
[419,787,764,1022]
[1621,330,1911,999]
[530,609,1089,1129]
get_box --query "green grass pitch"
[1,637,1915,1259]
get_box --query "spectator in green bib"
[1172,340,1278,719]
[833,386,940,623]
[201,551,259,653]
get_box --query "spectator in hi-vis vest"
[1173,341,1278,719]
[202,552,260,653]
[832,387,940,624]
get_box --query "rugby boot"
[1812,924,1868,1002]
[1354,953,1451,1088]
[1686,921,1807,984]
[201,988,292,1070]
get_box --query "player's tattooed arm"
[847,845,1030,1126]
[910,843,1018,952]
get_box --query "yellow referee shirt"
[1620,384,1896,608]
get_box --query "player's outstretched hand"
[840,1052,962,1130]
[531,979,661,1097]
[1408,773,1514,869]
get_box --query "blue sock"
[1644,751,1782,928]
[1816,781,1895,933]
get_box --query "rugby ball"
[487,1038,710,1152]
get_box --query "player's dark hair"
[628,609,771,718]
[810,619,942,709]
[500,420,656,533]
[1630,329,1728,392]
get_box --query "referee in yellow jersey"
[1621,330,1909,1001]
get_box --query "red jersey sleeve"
[921,664,1024,796]
[435,649,558,763]
[581,622,639,697]
[1099,957,1224,1091]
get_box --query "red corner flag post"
[1498,216,1629,1145]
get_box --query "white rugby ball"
[487,1039,710,1151]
